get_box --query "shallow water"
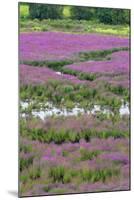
[20,100,129,120]
[55,71,62,75]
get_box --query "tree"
[70,6,95,20]
[29,3,63,20]
[96,8,130,25]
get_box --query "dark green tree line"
[27,3,130,25]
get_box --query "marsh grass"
[20,124,129,144]
[80,149,101,161]
[80,168,120,183]
[20,156,34,172]
[48,165,120,184]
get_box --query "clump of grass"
[20,123,129,144]
[20,166,41,185]
[62,150,69,157]
[29,167,41,180]
[79,72,96,81]
[61,68,79,76]
[48,165,120,184]
[49,166,65,183]
[20,174,29,184]
[63,172,72,183]
[21,59,73,71]
[20,143,32,153]
[20,155,34,171]
[78,47,129,62]
[80,168,120,183]
[80,149,101,161]
[106,84,129,98]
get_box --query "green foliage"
[62,85,74,93]
[79,47,129,61]
[20,3,130,27]
[70,6,95,20]
[20,81,98,105]
[62,150,69,157]
[29,3,63,20]
[29,167,41,180]
[20,143,32,153]
[61,68,78,76]
[80,149,100,161]
[96,8,130,25]
[80,168,120,182]
[63,172,72,183]
[65,100,75,110]
[79,73,96,81]
[49,165,120,183]
[20,122,129,144]
[19,4,29,19]
[20,18,129,36]
[46,60,73,69]
[49,166,65,182]
[20,156,34,171]
[20,174,29,184]
[107,84,129,98]
[63,6,71,18]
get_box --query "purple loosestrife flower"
[20,64,84,85]
[20,32,129,61]
[100,152,129,165]
[66,51,129,75]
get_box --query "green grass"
[20,81,98,104]
[20,156,34,172]
[80,149,101,161]
[20,121,129,144]
[78,47,129,62]
[20,18,129,36]
[80,168,120,183]
[48,165,120,183]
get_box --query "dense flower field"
[20,32,129,61]
[66,51,129,75]
[19,31,130,196]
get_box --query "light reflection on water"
[20,100,129,120]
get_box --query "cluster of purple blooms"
[20,32,129,61]
[66,51,129,75]
[20,64,85,85]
